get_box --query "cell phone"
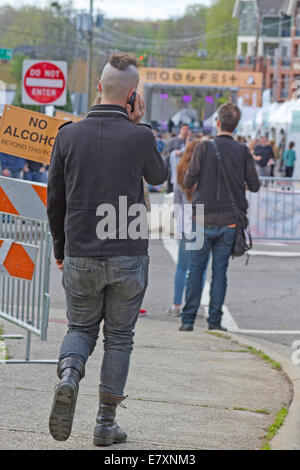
[128,91,137,112]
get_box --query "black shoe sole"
[208,326,227,331]
[93,435,127,446]
[179,326,194,331]
[49,383,77,441]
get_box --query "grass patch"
[261,408,288,450]
[205,331,232,341]
[204,331,282,370]
[220,349,250,353]
[241,345,281,370]
[233,407,270,415]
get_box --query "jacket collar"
[216,134,234,140]
[86,104,129,120]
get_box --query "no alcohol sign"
[22,60,67,106]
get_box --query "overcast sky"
[3,0,212,20]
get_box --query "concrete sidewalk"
[0,241,295,450]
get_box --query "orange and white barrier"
[0,238,38,281]
[0,176,47,221]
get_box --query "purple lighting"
[182,95,192,103]
[205,96,214,103]
[160,93,169,99]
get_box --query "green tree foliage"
[109,2,238,70]
[205,0,238,70]
[0,4,77,63]
[0,1,239,83]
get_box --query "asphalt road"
[49,191,300,352]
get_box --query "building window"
[239,4,256,35]
[264,44,277,57]
[296,15,300,36]
[263,18,280,37]
[240,11,247,32]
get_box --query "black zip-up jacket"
[184,135,260,226]
[47,105,168,260]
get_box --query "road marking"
[163,239,239,332]
[249,251,300,257]
[236,330,300,335]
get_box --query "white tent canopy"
[171,108,199,127]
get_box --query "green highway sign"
[0,48,13,60]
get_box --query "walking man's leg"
[208,227,235,330]
[93,255,149,446]
[49,257,105,442]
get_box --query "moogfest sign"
[0,105,65,165]
[139,67,263,90]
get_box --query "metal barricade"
[247,177,300,241]
[0,176,57,363]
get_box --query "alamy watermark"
[95,196,205,251]
[291,80,300,100]
[291,340,300,365]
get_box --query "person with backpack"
[179,103,260,332]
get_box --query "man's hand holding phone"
[126,92,145,124]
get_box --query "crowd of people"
[0,152,48,183]
[154,126,296,188]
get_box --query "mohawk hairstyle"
[109,54,138,71]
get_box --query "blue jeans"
[173,234,208,306]
[181,225,236,328]
[24,171,44,183]
[10,170,22,179]
[60,255,149,396]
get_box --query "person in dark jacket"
[253,136,275,177]
[47,54,168,446]
[179,103,260,332]
[23,160,47,183]
[0,152,27,179]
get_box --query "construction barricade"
[247,177,300,241]
[0,175,57,363]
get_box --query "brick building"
[233,0,300,104]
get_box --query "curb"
[228,332,300,450]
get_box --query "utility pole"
[86,0,94,110]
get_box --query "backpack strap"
[210,140,240,222]
[210,140,222,201]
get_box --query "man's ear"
[99,81,102,94]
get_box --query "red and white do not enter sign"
[22,60,68,106]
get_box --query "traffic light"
[139,54,148,66]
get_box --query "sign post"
[22,60,68,107]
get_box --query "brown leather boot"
[49,356,85,441]
[93,391,127,446]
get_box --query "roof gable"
[233,0,295,18]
